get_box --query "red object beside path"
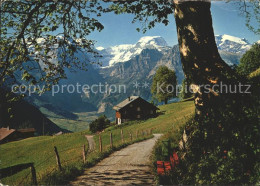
[157,152,179,175]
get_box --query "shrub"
[89,115,110,133]
[153,99,260,184]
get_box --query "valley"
[2,1,259,184]
[0,34,255,134]
[35,34,250,132]
[48,112,98,132]
[2,1,259,185]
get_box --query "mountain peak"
[216,34,250,45]
[96,34,251,68]
[136,36,168,48]
[97,36,169,67]
[215,34,251,53]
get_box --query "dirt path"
[71,134,162,185]
[85,135,95,153]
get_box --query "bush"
[89,115,110,133]
[153,99,260,184]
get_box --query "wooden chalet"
[113,96,159,125]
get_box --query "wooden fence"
[0,128,153,185]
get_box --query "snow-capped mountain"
[29,34,253,119]
[97,34,252,68]
[97,36,170,67]
[135,36,168,48]
[215,34,251,54]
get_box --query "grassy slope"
[92,100,194,154]
[0,132,88,184]
[0,101,194,185]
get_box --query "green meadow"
[0,100,194,185]
[49,112,98,132]
[0,132,87,184]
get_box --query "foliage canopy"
[0,0,106,90]
[0,0,258,91]
[237,43,260,76]
[151,66,177,104]
[89,115,110,133]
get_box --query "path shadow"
[71,169,154,185]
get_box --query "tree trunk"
[0,88,10,126]
[173,1,237,115]
[164,98,168,105]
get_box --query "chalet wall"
[116,98,157,123]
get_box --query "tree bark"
[0,88,10,126]
[173,1,237,115]
[164,98,168,105]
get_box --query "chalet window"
[137,115,141,119]
[150,110,153,114]
[137,107,141,111]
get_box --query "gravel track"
[70,134,162,185]
[85,135,95,153]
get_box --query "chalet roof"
[17,128,36,133]
[0,128,16,141]
[113,96,159,111]
[113,96,139,111]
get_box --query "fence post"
[30,164,37,185]
[82,144,86,163]
[136,130,138,139]
[130,132,132,141]
[54,146,62,171]
[121,129,124,143]
[110,132,113,149]
[99,135,102,152]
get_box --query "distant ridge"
[97,34,252,68]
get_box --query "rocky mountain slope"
[215,34,251,54]
[97,36,170,67]
[97,34,249,68]
[29,34,254,121]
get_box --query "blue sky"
[88,1,259,48]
